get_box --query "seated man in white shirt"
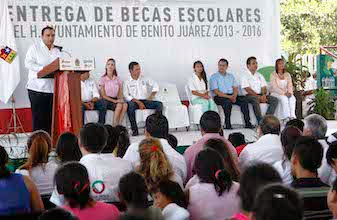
[80,72,106,125]
[123,113,187,184]
[303,114,335,186]
[239,115,283,169]
[123,62,163,136]
[241,57,279,124]
[50,123,133,205]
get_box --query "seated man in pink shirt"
[183,111,238,181]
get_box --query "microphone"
[54,45,71,57]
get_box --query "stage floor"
[1,121,337,159]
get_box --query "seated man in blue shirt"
[210,58,253,129]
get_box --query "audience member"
[250,183,303,220]
[327,177,337,219]
[16,130,58,195]
[102,125,117,153]
[291,136,327,188]
[270,58,296,121]
[119,172,164,220]
[187,60,218,113]
[327,142,337,173]
[239,115,283,169]
[55,162,120,220]
[185,138,240,190]
[39,208,78,220]
[153,180,189,220]
[50,123,132,206]
[210,58,252,129]
[114,125,131,157]
[124,61,163,136]
[230,163,282,220]
[167,134,178,150]
[273,126,302,184]
[183,111,237,181]
[228,132,247,156]
[137,138,182,189]
[0,145,44,215]
[80,71,106,125]
[286,118,304,132]
[241,56,278,123]
[187,149,240,220]
[303,114,335,185]
[55,132,82,163]
[99,58,128,126]
[123,114,187,184]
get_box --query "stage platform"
[1,121,337,159]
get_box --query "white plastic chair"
[156,83,190,130]
[184,85,203,126]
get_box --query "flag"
[0,0,20,104]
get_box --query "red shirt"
[236,144,247,156]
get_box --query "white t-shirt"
[162,203,190,220]
[241,70,268,95]
[187,74,208,100]
[273,159,293,185]
[123,138,187,184]
[81,78,100,102]
[15,160,58,195]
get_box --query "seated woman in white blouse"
[270,59,296,121]
[187,61,218,113]
[16,130,58,196]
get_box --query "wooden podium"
[37,58,93,147]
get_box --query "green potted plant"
[308,88,336,120]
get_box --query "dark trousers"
[28,89,53,134]
[213,96,252,127]
[82,99,107,125]
[245,95,279,124]
[127,100,163,132]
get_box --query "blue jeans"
[82,99,107,125]
[127,100,163,132]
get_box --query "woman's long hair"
[194,61,208,90]
[20,130,51,170]
[0,145,10,178]
[137,138,174,191]
[104,58,118,76]
[275,58,285,74]
[56,132,82,163]
[194,148,233,196]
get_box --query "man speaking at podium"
[25,26,63,134]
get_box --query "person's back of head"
[79,123,108,153]
[251,183,303,220]
[102,125,118,153]
[286,119,304,132]
[291,136,323,175]
[327,141,337,170]
[138,138,173,191]
[152,180,188,209]
[204,138,240,181]
[119,172,149,209]
[228,132,246,147]
[328,177,337,217]
[194,148,233,196]
[239,163,282,212]
[167,134,178,149]
[0,145,10,178]
[39,208,78,220]
[54,162,91,209]
[22,130,51,170]
[115,125,131,158]
[259,115,281,136]
[200,111,221,134]
[303,114,327,139]
[145,114,169,139]
[56,132,82,163]
[280,126,302,161]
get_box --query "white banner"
[0,0,281,109]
